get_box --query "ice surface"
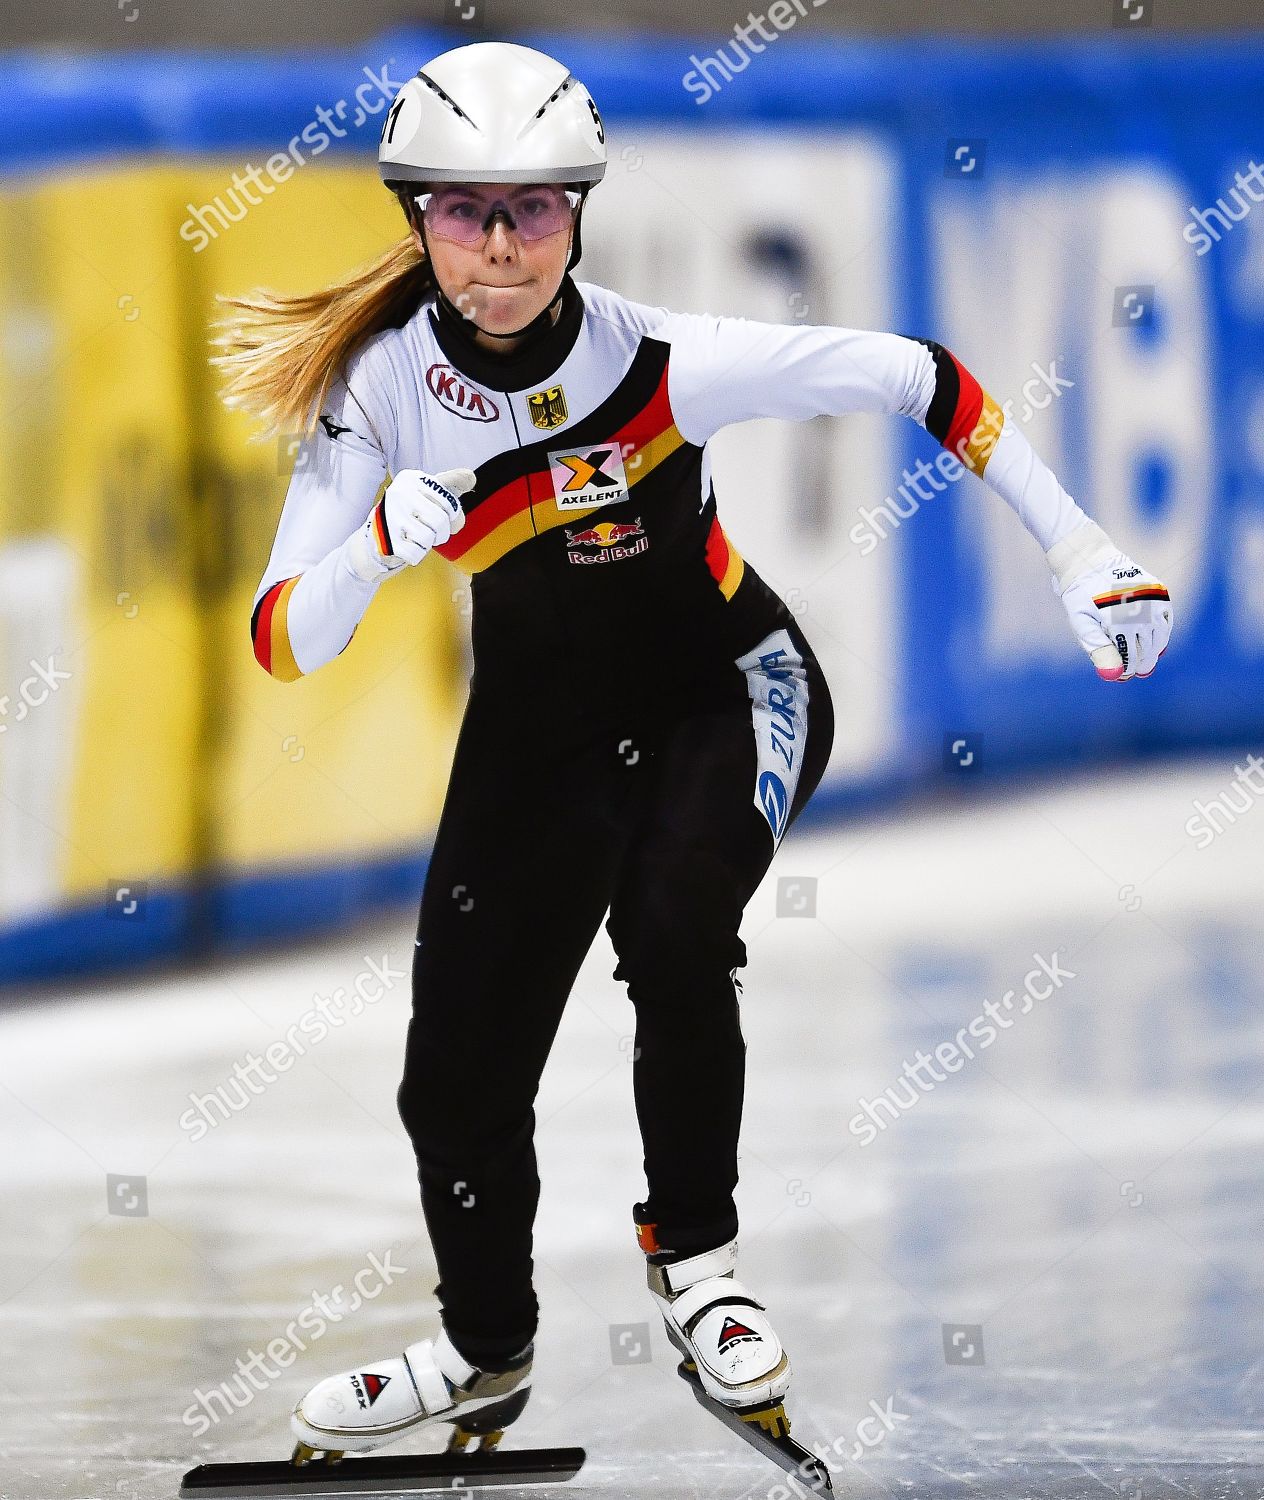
[2,759,1262,1498]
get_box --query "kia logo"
[426,364,500,423]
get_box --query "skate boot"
[642,1230,790,1409]
[289,1327,533,1465]
[636,1212,831,1493]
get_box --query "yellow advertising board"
[0,162,464,947]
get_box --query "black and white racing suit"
[252,271,1085,1363]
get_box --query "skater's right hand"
[345,467,474,581]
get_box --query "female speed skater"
[214,38,1173,1488]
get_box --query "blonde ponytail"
[210,229,433,442]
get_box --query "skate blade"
[290,1445,343,1467]
[179,1446,585,1497]
[676,1360,833,1495]
[446,1425,504,1454]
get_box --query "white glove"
[343,468,474,582]
[1046,518,1173,682]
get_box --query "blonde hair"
[210,210,433,442]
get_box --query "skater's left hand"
[1046,519,1173,682]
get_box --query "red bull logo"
[564,517,648,564]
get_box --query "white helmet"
[379,41,607,187]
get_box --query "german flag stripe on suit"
[250,338,751,680]
[916,338,1005,475]
[251,576,302,682]
[704,512,745,600]
[435,338,687,575]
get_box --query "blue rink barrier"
[1,31,1261,982]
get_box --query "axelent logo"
[180,62,405,252]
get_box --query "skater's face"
[410,181,578,344]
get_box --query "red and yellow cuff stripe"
[1093,585,1170,609]
[251,576,302,681]
[370,496,393,558]
[916,338,1005,475]
[704,515,745,600]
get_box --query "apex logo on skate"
[350,1372,391,1408]
[716,1316,761,1352]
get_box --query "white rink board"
[583,128,904,788]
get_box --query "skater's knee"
[399,1075,534,1171]
[608,844,745,988]
[397,1040,490,1142]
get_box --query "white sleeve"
[663,312,936,442]
[250,355,395,681]
[662,311,1085,553]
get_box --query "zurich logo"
[757,771,788,841]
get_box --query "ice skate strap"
[433,1328,478,1386]
[663,1274,765,1335]
[404,1337,459,1415]
[647,1238,739,1298]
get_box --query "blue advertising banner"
[0,31,1260,977]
